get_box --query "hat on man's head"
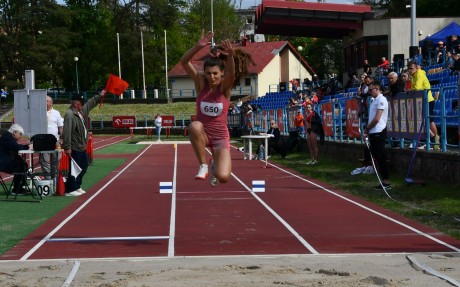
[438,41,444,45]
[71,94,85,104]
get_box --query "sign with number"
[113,116,136,128]
[161,116,175,127]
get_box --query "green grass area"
[94,141,147,154]
[0,157,125,255]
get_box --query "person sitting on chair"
[0,124,32,194]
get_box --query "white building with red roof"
[168,40,315,98]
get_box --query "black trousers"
[365,130,389,181]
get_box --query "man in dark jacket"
[385,72,406,97]
[62,90,105,196]
[0,124,31,194]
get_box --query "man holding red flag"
[62,89,106,196]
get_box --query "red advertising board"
[345,98,361,138]
[321,103,334,136]
[161,115,175,127]
[112,116,136,128]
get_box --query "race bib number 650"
[200,102,223,117]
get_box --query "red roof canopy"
[168,41,315,78]
[255,0,373,39]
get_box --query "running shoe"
[209,160,219,187]
[373,183,391,190]
[305,160,314,165]
[77,188,86,194]
[311,160,318,165]
[195,164,208,180]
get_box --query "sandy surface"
[1,253,459,286]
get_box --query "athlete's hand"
[197,32,214,49]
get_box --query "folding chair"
[3,167,42,201]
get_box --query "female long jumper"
[180,32,236,186]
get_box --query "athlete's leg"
[212,148,232,184]
[188,121,209,165]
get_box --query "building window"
[366,37,388,67]
[244,78,251,86]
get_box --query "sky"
[239,0,356,9]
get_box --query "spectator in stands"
[401,71,412,91]
[304,103,324,165]
[290,79,298,92]
[448,35,460,54]
[296,92,304,106]
[311,74,320,88]
[0,124,32,195]
[294,109,305,137]
[288,97,298,108]
[450,53,460,75]
[180,32,253,186]
[364,81,391,190]
[384,72,405,97]
[363,59,372,76]
[408,61,440,150]
[436,41,446,64]
[357,75,373,119]
[377,57,390,76]
[311,91,319,105]
[228,103,238,114]
[444,51,455,69]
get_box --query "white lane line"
[61,260,80,287]
[203,147,318,254]
[264,161,460,253]
[230,172,319,254]
[19,144,154,261]
[47,236,169,242]
[168,144,178,257]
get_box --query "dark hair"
[369,81,381,90]
[407,61,417,68]
[204,44,255,87]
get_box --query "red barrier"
[86,132,94,165]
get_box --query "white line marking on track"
[61,260,80,287]
[261,159,460,253]
[93,136,131,150]
[48,236,169,242]
[168,144,178,257]
[19,143,155,261]
[205,147,319,254]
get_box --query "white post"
[211,0,214,47]
[117,33,123,99]
[164,30,170,100]
[141,31,147,99]
[410,0,416,47]
[297,46,303,85]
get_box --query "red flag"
[101,74,129,108]
[105,74,129,95]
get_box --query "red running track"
[2,139,460,260]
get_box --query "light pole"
[74,57,79,94]
[297,46,303,88]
